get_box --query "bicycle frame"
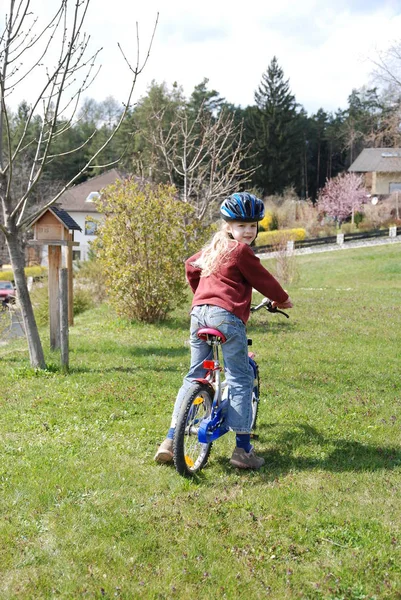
[196,333,249,444]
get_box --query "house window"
[85,216,100,236]
[389,183,401,193]
[72,250,81,261]
[86,191,101,202]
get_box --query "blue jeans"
[170,305,254,433]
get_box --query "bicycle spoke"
[174,384,213,476]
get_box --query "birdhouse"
[29,206,82,346]
[32,206,81,242]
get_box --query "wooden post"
[48,245,61,350]
[67,243,74,325]
[59,268,69,373]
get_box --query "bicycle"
[173,297,289,477]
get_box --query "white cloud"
[4,0,401,115]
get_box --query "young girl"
[155,192,293,469]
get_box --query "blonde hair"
[192,222,237,277]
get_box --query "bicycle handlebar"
[251,297,290,318]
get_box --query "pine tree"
[252,57,304,196]
[187,78,225,116]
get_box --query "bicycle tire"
[250,362,260,432]
[174,382,213,477]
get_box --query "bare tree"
[367,43,401,146]
[370,42,401,91]
[0,0,157,368]
[364,104,401,148]
[144,102,256,221]
[341,119,364,165]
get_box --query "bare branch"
[139,98,255,220]
[16,12,158,227]
[370,42,401,90]
[117,12,159,80]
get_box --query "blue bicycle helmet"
[220,192,265,222]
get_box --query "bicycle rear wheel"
[174,383,213,477]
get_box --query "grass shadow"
[207,422,401,480]
[256,422,401,474]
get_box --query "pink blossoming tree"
[318,173,368,225]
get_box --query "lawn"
[0,244,400,599]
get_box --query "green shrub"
[30,280,94,326]
[30,284,49,326]
[74,255,106,305]
[94,179,208,323]
[340,223,357,234]
[357,221,375,232]
[270,213,279,231]
[255,228,306,247]
[73,288,95,315]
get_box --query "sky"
[5,0,401,116]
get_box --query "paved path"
[257,235,401,259]
[0,308,25,346]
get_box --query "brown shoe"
[154,438,174,463]
[230,447,265,469]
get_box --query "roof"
[349,148,401,173]
[50,206,82,231]
[29,205,82,231]
[57,168,126,213]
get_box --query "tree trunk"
[6,232,46,369]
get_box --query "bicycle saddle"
[197,328,227,343]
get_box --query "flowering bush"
[258,211,273,232]
[318,173,368,224]
[255,228,306,247]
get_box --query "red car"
[0,281,16,303]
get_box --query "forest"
[5,55,401,209]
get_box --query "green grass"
[0,244,400,599]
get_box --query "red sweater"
[185,241,289,323]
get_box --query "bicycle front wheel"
[174,383,213,477]
[250,362,260,432]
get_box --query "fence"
[255,226,401,255]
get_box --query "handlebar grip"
[251,298,290,318]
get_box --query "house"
[348,148,401,196]
[57,168,126,261]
